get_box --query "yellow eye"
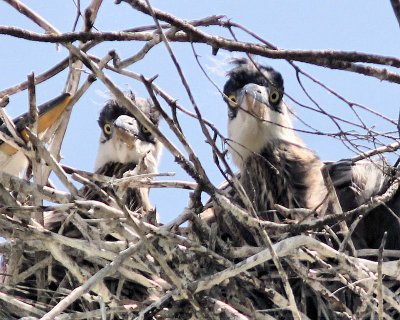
[142,125,150,133]
[103,123,112,135]
[227,95,238,108]
[269,89,281,104]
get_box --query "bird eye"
[269,89,281,104]
[103,123,112,135]
[227,95,238,108]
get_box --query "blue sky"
[1,1,399,222]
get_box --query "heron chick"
[223,58,400,250]
[223,58,327,219]
[92,93,162,213]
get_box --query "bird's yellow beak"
[0,93,71,156]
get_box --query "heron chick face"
[223,59,302,167]
[94,94,161,172]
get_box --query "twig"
[377,232,387,320]
[391,0,400,29]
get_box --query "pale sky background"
[1,1,399,223]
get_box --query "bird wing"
[326,159,391,211]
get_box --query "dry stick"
[67,43,214,199]
[39,206,195,319]
[25,129,79,195]
[207,297,250,320]
[50,0,103,189]
[45,240,114,305]
[54,307,133,320]
[65,0,104,94]
[293,64,392,147]
[11,255,52,285]
[308,252,384,318]
[189,44,261,221]
[114,179,197,190]
[115,15,222,68]
[40,240,144,320]
[1,23,400,71]
[341,214,363,255]
[240,173,400,235]
[0,8,134,99]
[0,105,25,147]
[0,59,69,98]
[295,73,400,158]
[230,26,393,157]
[27,73,38,138]
[141,234,400,319]
[0,38,101,99]
[378,232,387,320]
[0,291,46,317]
[320,165,355,254]
[119,0,400,84]
[116,27,178,69]
[0,96,10,108]
[143,2,299,316]
[27,72,43,221]
[4,1,106,199]
[73,173,119,207]
[0,17,220,44]
[143,1,263,215]
[114,194,202,312]
[351,141,400,162]
[2,241,22,286]
[390,0,400,29]
[228,21,399,155]
[3,16,400,93]
[0,171,72,204]
[293,69,360,152]
[27,72,49,304]
[290,259,353,319]
[189,234,399,297]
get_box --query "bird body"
[240,141,327,217]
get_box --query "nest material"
[0,168,399,320]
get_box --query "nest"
[1,1,400,319]
[0,165,399,320]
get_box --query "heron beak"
[238,83,270,120]
[113,115,139,149]
[0,93,71,156]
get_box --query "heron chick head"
[94,93,161,173]
[223,58,301,167]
